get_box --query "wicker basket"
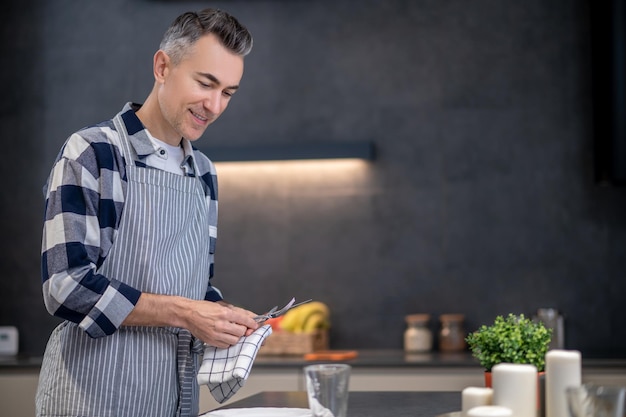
[258,329,329,355]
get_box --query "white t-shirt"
[145,131,186,175]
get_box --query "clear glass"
[304,364,351,417]
[566,384,626,417]
[534,308,565,349]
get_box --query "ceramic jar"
[404,314,433,352]
[438,314,467,352]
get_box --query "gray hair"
[159,8,253,65]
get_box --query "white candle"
[545,350,581,417]
[468,406,513,417]
[463,387,494,417]
[492,363,537,417]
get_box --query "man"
[36,8,259,417]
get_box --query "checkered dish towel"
[197,325,273,403]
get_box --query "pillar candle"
[545,350,581,417]
[492,363,538,417]
[468,406,513,417]
[463,387,494,417]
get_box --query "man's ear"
[153,50,170,83]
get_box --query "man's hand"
[122,293,260,348]
[187,300,260,347]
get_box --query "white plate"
[201,407,313,417]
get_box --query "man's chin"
[184,128,208,141]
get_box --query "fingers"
[211,326,245,348]
[189,300,261,347]
[223,304,260,330]
[205,314,253,345]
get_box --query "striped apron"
[36,114,214,417]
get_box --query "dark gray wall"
[2,0,625,357]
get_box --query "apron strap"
[176,329,204,417]
[113,114,136,167]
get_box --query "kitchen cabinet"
[199,365,485,410]
[0,371,39,417]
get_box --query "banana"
[300,311,330,333]
[294,302,330,333]
[278,308,302,332]
[279,301,330,333]
[296,301,329,320]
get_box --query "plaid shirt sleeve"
[41,126,141,338]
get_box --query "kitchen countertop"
[3,349,626,371]
[202,391,461,417]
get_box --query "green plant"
[465,313,552,372]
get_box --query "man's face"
[157,34,244,142]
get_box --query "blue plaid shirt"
[41,103,222,338]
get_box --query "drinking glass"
[566,384,626,417]
[304,364,351,417]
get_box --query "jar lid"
[439,313,465,322]
[405,314,431,324]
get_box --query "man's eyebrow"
[197,72,239,90]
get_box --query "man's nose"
[204,91,223,115]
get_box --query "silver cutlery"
[254,298,313,322]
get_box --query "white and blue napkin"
[197,325,273,403]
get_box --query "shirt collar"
[121,102,196,169]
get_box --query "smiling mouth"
[190,110,209,123]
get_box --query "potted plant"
[465,313,552,386]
